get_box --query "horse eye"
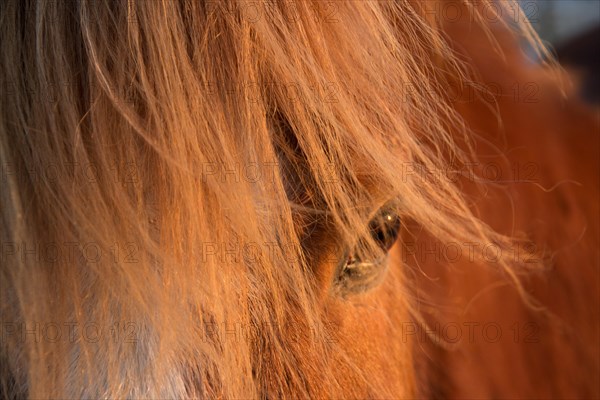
[368,209,401,252]
[333,208,401,297]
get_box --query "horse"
[0,1,597,398]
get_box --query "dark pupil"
[369,211,401,251]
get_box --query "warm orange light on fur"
[0,1,597,398]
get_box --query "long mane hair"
[0,1,589,398]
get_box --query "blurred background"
[524,0,599,44]
[522,0,600,103]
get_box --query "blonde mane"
[1,1,595,398]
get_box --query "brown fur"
[410,4,600,397]
[0,1,597,398]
